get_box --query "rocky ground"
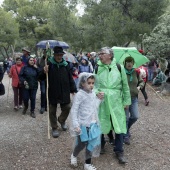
[0,74,170,170]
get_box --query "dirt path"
[0,74,170,170]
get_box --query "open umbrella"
[63,51,78,63]
[112,46,149,68]
[36,40,69,49]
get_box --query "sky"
[0,0,3,4]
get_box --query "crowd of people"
[0,45,170,170]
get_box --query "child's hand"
[74,127,81,133]
[96,92,104,100]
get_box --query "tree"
[78,0,168,50]
[0,8,19,59]
[143,12,170,58]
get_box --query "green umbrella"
[112,46,149,68]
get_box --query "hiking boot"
[22,106,28,115]
[115,152,128,164]
[70,153,77,167]
[84,163,96,170]
[123,137,130,145]
[52,128,60,138]
[30,111,36,118]
[58,119,67,131]
[39,107,45,114]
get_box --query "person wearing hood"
[95,47,131,164]
[152,68,167,86]
[39,46,77,138]
[78,56,93,73]
[19,57,40,118]
[9,57,24,110]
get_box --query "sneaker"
[14,106,18,111]
[19,105,23,109]
[70,153,77,167]
[84,164,97,170]
[123,137,130,145]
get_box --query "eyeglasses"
[98,53,108,56]
[126,61,134,64]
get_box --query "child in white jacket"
[70,72,104,170]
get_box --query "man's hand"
[44,65,49,73]
[96,92,105,100]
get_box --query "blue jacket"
[19,65,39,89]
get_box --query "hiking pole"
[146,83,164,101]
[6,77,11,107]
[45,42,50,139]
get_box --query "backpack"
[139,66,146,79]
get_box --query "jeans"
[22,89,37,112]
[124,97,139,138]
[148,67,154,81]
[101,117,124,153]
[40,80,46,108]
[12,86,23,106]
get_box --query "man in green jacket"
[95,47,131,164]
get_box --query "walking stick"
[45,42,51,139]
[146,83,164,101]
[6,77,11,107]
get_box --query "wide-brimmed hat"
[22,47,30,53]
[53,46,65,55]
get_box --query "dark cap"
[53,46,65,55]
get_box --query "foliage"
[1,0,169,54]
[0,8,19,58]
[143,12,170,58]
[80,0,168,51]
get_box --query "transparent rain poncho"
[69,72,102,158]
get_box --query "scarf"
[125,68,135,82]
[49,57,68,68]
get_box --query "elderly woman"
[9,57,24,110]
[95,47,131,164]
[19,57,40,118]
[123,56,144,145]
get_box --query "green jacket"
[94,59,131,134]
[125,70,144,97]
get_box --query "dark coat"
[39,62,77,105]
[0,66,4,82]
[19,65,39,89]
